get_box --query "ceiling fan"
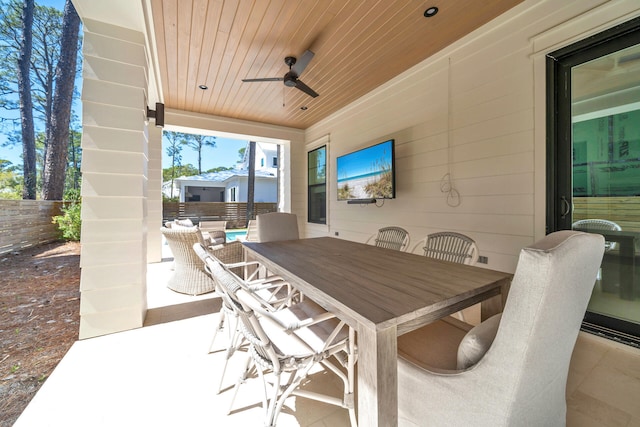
[242,50,319,98]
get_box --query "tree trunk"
[247,141,256,225]
[42,0,80,200]
[18,0,36,200]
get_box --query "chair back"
[491,231,604,421]
[398,231,605,426]
[257,212,299,242]
[367,226,410,251]
[204,257,281,371]
[198,220,227,231]
[572,218,621,251]
[245,220,258,242]
[199,220,227,244]
[415,231,479,265]
[205,250,357,426]
[160,226,214,294]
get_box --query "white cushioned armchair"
[397,230,605,426]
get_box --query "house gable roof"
[172,168,276,186]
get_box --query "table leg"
[357,325,398,426]
[480,277,510,321]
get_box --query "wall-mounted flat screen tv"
[337,139,395,202]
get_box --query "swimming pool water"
[226,229,247,242]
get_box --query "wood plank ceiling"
[151,0,523,130]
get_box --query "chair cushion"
[398,319,470,370]
[210,236,226,245]
[173,218,194,228]
[457,313,501,370]
[267,300,348,354]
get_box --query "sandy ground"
[0,241,80,427]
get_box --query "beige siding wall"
[79,19,150,339]
[303,0,640,273]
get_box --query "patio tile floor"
[14,257,351,427]
[13,247,640,427]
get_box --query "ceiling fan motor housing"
[284,71,298,87]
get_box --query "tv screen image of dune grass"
[337,140,394,201]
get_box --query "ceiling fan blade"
[242,77,284,82]
[291,50,315,76]
[294,79,319,98]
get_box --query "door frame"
[546,17,640,346]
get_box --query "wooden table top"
[244,237,512,331]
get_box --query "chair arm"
[286,311,337,331]
[456,313,501,370]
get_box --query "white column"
[147,125,163,263]
[78,19,149,339]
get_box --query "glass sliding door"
[547,18,640,346]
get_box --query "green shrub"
[52,199,82,241]
[162,194,179,202]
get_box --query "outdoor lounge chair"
[397,231,604,426]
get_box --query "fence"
[0,200,64,255]
[162,202,278,228]
[573,196,640,233]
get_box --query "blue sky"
[0,0,249,172]
[1,0,67,168]
[165,136,248,171]
[337,140,393,180]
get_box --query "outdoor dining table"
[243,236,513,426]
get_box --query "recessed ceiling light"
[198,84,208,90]
[424,6,438,17]
[300,106,308,111]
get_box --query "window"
[261,158,265,167]
[308,146,326,224]
[272,156,278,167]
[230,187,237,202]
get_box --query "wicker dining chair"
[365,226,410,251]
[199,220,227,245]
[160,226,216,295]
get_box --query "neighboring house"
[167,169,276,202]
[163,142,278,202]
[240,142,279,172]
